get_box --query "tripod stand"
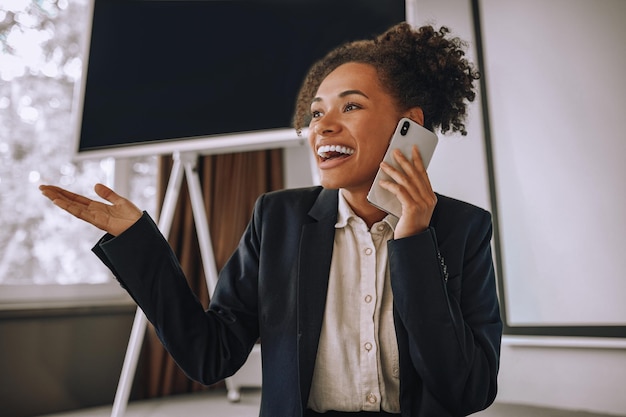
[110,151,224,417]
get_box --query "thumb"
[94,183,125,205]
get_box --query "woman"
[41,23,502,417]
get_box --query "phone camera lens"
[401,121,410,136]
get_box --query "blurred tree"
[0,0,115,285]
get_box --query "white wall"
[497,337,626,414]
[479,0,626,327]
[411,0,626,415]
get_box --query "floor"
[40,388,623,417]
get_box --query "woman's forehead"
[314,62,382,99]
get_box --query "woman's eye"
[311,110,322,118]
[344,102,361,112]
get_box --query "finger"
[40,185,105,223]
[393,147,426,182]
[40,185,94,207]
[94,183,126,205]
[378,178,411,204]
[378,178,427,211]
[409,145,427,173]
[39,185,63,201]
[411,146,435,194]
[392,147,433,200]
[379,177,435,236]
[379,160,404,186]
[380,153,425,203]
[380,149,436,211]
[379,161,415,204]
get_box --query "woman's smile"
[316,144,356,167]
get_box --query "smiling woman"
[39,20,501,417]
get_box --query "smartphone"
[366,117,438,218]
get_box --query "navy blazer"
[93,186,502,417]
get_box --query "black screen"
[77,0,405,153]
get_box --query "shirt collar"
[336,189,398,231]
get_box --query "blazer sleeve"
[91,211,260,385]
[388,207,502,415]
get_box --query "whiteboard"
[480,0,626,326]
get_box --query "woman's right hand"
[40,183,142,237]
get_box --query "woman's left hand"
[378,145,437,239]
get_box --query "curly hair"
[293,23,479,136]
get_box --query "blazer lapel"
[297,188,338,410]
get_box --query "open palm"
[40,183,142,237]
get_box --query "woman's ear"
[404,107,424,126]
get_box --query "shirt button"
[366,393,377,404]
[377,224,385,232]
[364,295,372,303]
[364,342,373,351]
[364,248,373,255]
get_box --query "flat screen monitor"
[74,0,406,159]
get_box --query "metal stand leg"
[111,152,219,416]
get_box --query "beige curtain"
[136,149,284,399]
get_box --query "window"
[0,0,157,306]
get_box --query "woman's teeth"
[317,145,355,159]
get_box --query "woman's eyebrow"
[339,89,369,98]
[311,89,370,104]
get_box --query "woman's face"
[308,62,403,193]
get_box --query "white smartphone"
[366,117,438,218]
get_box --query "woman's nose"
[315,114,341,135]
